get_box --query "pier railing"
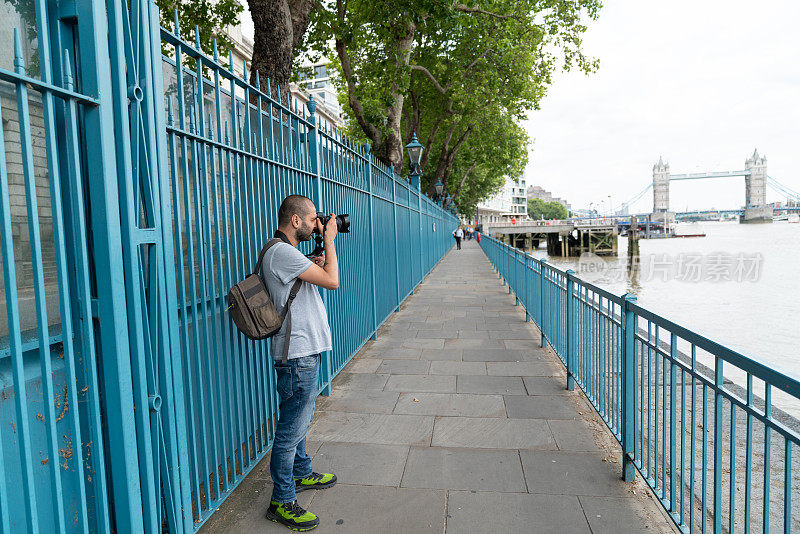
[480,235,799,533]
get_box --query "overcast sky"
[521,0,800,213]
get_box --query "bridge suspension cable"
[613,182,652,213]
[767,176,800,202]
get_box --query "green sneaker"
[266,500,319,531]
[295,471,338,493]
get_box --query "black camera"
[307,212,350,258]
[315,212,350,234]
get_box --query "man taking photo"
[262,194,339,531]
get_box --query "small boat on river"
[673,221,706,237]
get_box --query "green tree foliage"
[302,0,600,213]
[528,198,569,220]
[156,0,243,59]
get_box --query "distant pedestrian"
[453,226,464,250]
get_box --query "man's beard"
[295,221,314,242]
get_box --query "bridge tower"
[742,149,772,223]
[652,157,674,224]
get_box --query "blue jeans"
[270,354,320,503]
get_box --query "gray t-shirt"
[261,242,332,360]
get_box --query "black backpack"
[227,238,302,362]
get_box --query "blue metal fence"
[0,0,456,531]
[481,235,799,533]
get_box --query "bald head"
[278,195,314,226]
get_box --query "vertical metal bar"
[212,40,235,493]
[714,357,723,534]
[690,345,697,532]
[539,259,547,348]
[730,403,736,534]
[660,326,666,500]
[600,295,605,418]
[223,121,246,476]
[745,374,753,534]
[194,33,223,495]
[57,51,92,534]
[647,323,652,480]
[784,440,792,534]
[654,326,660,489]
[680,366,686,525]
[702,383,709,534]
[763,384,771,534]
[391,165,400,312]
[187,105,214,506]
[253,73,273,451]
[365,147,378,340]
[240,70,262,456]
[229,61,254,468]
[264,79,278,443]
[670,333,677,512]
[622,293,637,482]
[206,116,231,488]
[304,97,332,395]
[566,270,576,391]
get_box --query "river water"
[528,220,800,417]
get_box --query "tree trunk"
[383,19,416,171]
[248,0,315,102]
[454,161,478,200]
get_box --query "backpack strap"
[280,279,303,363]
[252,238,282,277]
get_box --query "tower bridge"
[651,149,772,224]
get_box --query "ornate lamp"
[405,134,424,189]
[433,179,445,202]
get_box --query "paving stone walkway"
[200,240,677,534]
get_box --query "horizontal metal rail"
[480,235,799,533]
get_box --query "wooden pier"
[484,220,618,256]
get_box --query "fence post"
[539,258,548,348]
[566,269,576,391]
[391,164,401,311]
[418,189,423,282]
[525,254,531,322]
[514,248,519,303]
[408,184,413,294]
[365,145,378,340]
[622,292,637,482]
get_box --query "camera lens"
[336,214,350,233]
[316,212,350,233]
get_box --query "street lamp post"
[433,179,445,206]
[405,133,424,190]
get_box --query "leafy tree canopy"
[528,198,569,220]
[301,0,600,213]
[156,0,244,59]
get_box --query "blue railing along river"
[0,1,456,531]
[480,235,799,533]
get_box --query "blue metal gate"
[0,0,457,532]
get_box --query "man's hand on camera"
[324,213,338,242]
[313,254,326,267]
